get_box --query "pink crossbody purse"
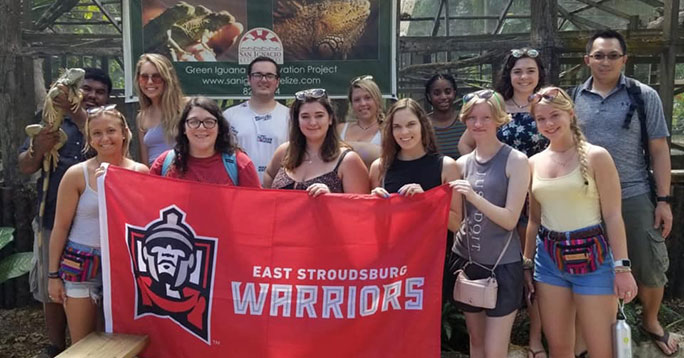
[452,206,513,309]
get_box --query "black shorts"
[447,253,523,317]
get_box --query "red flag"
[99,166,451,358]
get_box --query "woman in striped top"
[425,73,467,159]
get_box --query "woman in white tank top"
[48,106,148,345]
[525,87,637,358]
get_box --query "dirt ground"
[2,299,683,358]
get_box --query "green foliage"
[0,227,33,285]
[673,94,684,137]
[441,301,468,352]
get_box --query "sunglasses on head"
[294,88,327,101]
[511,48,539,58]
[87,104,117,115]
[138,73,163,84]
[462,89,503,107]
[351,75,373,85]
[527,88,564,105]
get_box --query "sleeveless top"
[383,152,443,193]
[67,164,100,248]
[340,122,382,146]
[452,145,521,265]
[532,165,601,232]
[144,124,173,165]
[497,112,548,157]
[432,118,467,159]
[272,150,351,193]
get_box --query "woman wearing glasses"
[524,87,637,358]
[48,106,148,345]
[264,88,370,195]
[134,53,186,165]
[449,90,530,358]
[458,48,549,358]
[338,75,385,167]
[425,73,467,159]
[149,97,261,187]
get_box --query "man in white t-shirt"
[224,56,290,183]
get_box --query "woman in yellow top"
[524,87,637,358]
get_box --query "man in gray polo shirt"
[574,29,676,356]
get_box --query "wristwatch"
[613,259,631,268]
[656,195,673,203]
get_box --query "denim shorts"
[61,241,102,302]
[533,227,615,296]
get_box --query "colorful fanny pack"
[58,243,101,282]
[540,225,609,275]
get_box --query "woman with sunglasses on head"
[369,98,461,299]
[149,97,261,188]
[448,90,530,358]
[458,48,549,358]
[337,75,385,167]
[524,87,637,358]
[135,53,186,166]
[47,106,148,345]
[425,73,468,159]
[264,88,370,195]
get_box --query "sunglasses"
[138,73,163,84]
[527,88,568,105]
[87,104,117,116]
[295,88,327,101]
[351,75,373,85]
[462,89,503,107]
[587,52,624,61]
[511,48,539,58]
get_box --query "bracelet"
[47,271,60,279]
[614,266,632,273]
[522,257,534,270]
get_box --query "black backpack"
[569,78,655,198]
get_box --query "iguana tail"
[36,167,50,248]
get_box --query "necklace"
[549,148,576,167]
[356,121,377,130]
[510,97,529,109]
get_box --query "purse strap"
[462,202,514,276]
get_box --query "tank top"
[432,119,466,159]
[383,152,443,193]
[144,124,173,165]
[67,164,100,248]
[272,150,351,193]
[532,165,601,232]
[340,122,382,146]
[452,145,521,265]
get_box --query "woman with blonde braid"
[134,53,186,165]
[524,87,637,358]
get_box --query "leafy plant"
[441,301,469,352]
[0,227,33,284]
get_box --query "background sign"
[123,0,397,99]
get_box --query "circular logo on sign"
[238,28,284,65]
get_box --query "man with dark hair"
[574,30,676,356]
[17,67,112,358]
[223,56,289,183]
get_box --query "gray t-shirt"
[452,145,521,265]
[574,75,669,199]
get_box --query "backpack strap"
[623,78,655,198]
[221,152,239,186]
[568,85,579,103]
[161,150,175,176]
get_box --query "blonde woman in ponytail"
[525,87,637,358]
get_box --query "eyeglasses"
[186,118,218,129]
[587,52,624,61]
[138,73,163,84]
[295,88,327,101]
[351,75,373,85]
[527,88,563,105]
[511,48,539,58]
[250,72,278,81]
[87,104,117,116]
[462,89,503,107]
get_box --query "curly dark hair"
[173,96,238,173]
[283,94,343,170]
[494,48,546,101]
[424,73,457,107]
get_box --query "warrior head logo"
[127,206,217,343]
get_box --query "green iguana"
[25,67,84,240]
[274,0,371,60]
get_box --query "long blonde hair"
[530,87,590,185]
[134,53,185,143]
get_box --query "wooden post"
[659,0,678,134]
[0,0,23,187]
[530,0,559,85]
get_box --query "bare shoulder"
[441,155,460,181]
[585,143,614,167]
[336,122,346,133]
[340,149,365,168]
